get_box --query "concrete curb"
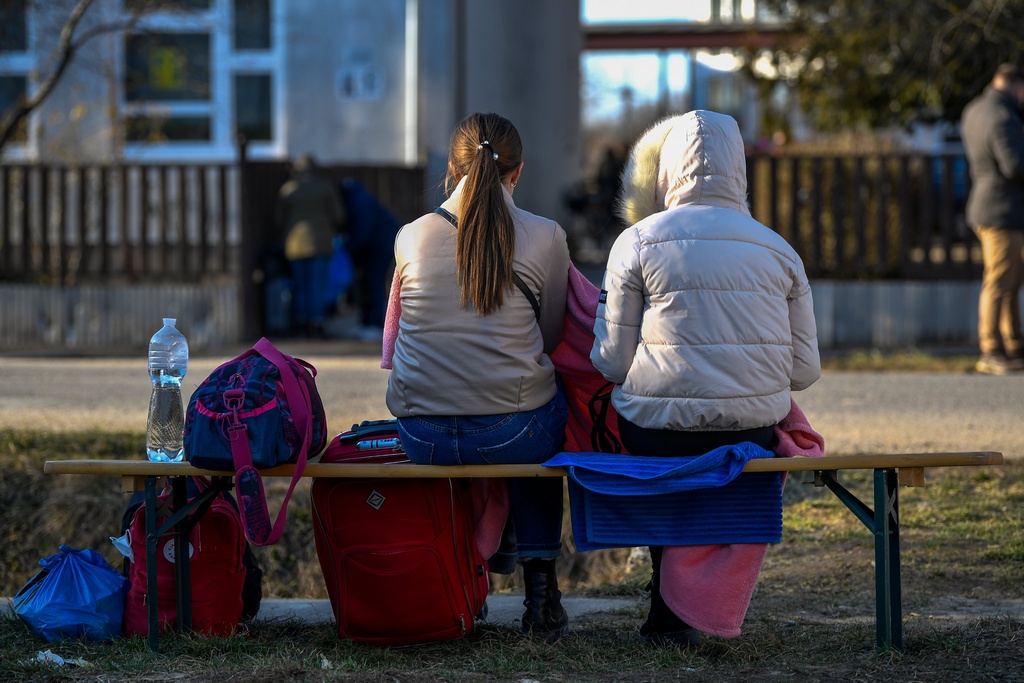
[255,596,639,626]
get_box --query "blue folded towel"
[545,444,783,551]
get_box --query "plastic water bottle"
[146,318,188,463]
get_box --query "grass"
[2,429,1024,681]
[819,348,978,372]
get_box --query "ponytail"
[445,113,523,315]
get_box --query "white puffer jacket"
[590,110,820,431]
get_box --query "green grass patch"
[820,349,977,372]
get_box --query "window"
[125,33,210,102]
[121,0,281,157]
[126,115,210,142]
[234,74,271,141]
[0,0,27,53]
[707,75,742,113]
[233,0,271,50]
[0,74,28,141]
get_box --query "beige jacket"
[386,179,570,417]
[276,171,345,260]
[591,111,820,431]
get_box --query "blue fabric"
[290,254,331,325]
[339,178,401,328]
[545,442,774,494]
[544,445,783,551]
[340,178,401,251]
[397,386,568,558]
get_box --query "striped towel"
[545,444,783,551]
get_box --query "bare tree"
[0,0,142,151]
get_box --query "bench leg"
[873,467,902,652]
[142,476,229,651]
[819,468,904,652]
[171,476,192,635]
[145,477,159,653]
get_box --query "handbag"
[183,337,328,545]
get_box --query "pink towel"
[381,268,401,369]
[549,264,626,453]
[661,398,824,637]
[774,399,825,457]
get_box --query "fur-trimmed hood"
[617,110,750,226]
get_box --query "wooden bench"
[44,451,1004,653]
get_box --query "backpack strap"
[226,337,315,546]
[433,207,540,320]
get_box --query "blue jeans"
[289,255,330,325]
[396,385,568,559]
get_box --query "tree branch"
[0,0,96,151]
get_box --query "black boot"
[640,546,700,647]
[520,558,568,641]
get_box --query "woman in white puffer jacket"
[590,110,821,644]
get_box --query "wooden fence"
[747,153,977,279]
[0,151,978,289]
[0,156,427,287]
[0,164,239,285]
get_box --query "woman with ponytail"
[386,112,571,640]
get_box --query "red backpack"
[121,479,251,638]
[310,421,489,646]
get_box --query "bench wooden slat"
[44,451,1003,479]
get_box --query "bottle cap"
[163,318,176,326]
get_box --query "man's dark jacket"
[961,86,1024,230]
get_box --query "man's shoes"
[976,353,1022,375]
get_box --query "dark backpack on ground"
[120,478,262,637]
[310,420,489,646]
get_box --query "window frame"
[0,1,36,161]
[120,0,284,161]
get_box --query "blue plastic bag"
[12,545,128,642]
[326,235,355,308]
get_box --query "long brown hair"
[445,112,523,315]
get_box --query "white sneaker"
[976,354,1015,375]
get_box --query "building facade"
[0,0,581,223]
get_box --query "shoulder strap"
[227,338,313,546]
[432,207,540,320]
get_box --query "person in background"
[339,177,401,340]
[960,63,1024,375]
[385,112,571,640]
[591,110,820,646]
[275,154,345,338]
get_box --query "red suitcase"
[311,421,489,646]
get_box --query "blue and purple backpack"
[184,337,328,545]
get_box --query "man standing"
[276,154,345,338]
[961,64,1024,374]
